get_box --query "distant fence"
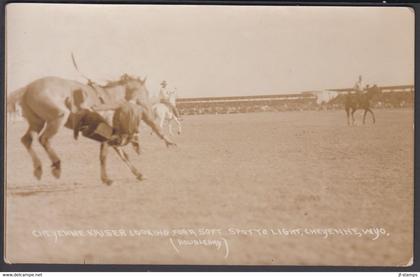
[177,85,414,115]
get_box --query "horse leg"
[20,102,45,180]
[150,117,156,136]
[168,118,174,136]
[100,143,113,185]
[21,128,44,180]
[368,108,376,124]
[173,116,182,135]
[351,109,357,125]
[346,108,350,126]
[38,111,69,178]
[131,134,141,155]
[159,115,166,134]
[112,146,144,181]
[363,109,368,124]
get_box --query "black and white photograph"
[4,4,414,266]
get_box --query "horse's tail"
[7,86,27,112]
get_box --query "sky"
[6,4,414,98]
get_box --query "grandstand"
[177,85,414,115]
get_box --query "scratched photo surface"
[5,4,414,265]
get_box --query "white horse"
[152,91,182,136]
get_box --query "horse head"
[366,85,381,99]
[119,74,150,104]
[168,89,177,106]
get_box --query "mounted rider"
[353,75,364,95]
[159,80,181,119]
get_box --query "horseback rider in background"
[159,80,181,119]
[353,75,364,95]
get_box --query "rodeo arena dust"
[5,72,414,266]
[4,4,414,268]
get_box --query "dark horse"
[345,85,381,126]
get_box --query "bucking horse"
[17,74,175,184]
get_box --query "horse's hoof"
[133,146,141,155]
[102,179,113,186]
[34,166,42,180]
[52,167,61,179]
[51,161,61,179]
[136,175,145,182]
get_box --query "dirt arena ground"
[5,109,414,266]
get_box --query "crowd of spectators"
[178,90,413,116]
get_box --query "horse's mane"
[366,85,380,96]
[101,74,144,89]
[102,80,123,88]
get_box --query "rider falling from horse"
[72,87,175,150]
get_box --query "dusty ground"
[5,109,414,266]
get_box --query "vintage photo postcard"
[4,4,414,265]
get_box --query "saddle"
[67,82,116,112]
[160,99,175,110]
[66,84,116,131]
[87,82,115,105]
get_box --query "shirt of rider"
[353,76,364,93]
[353,81,363,92]
[159,86,170,101]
